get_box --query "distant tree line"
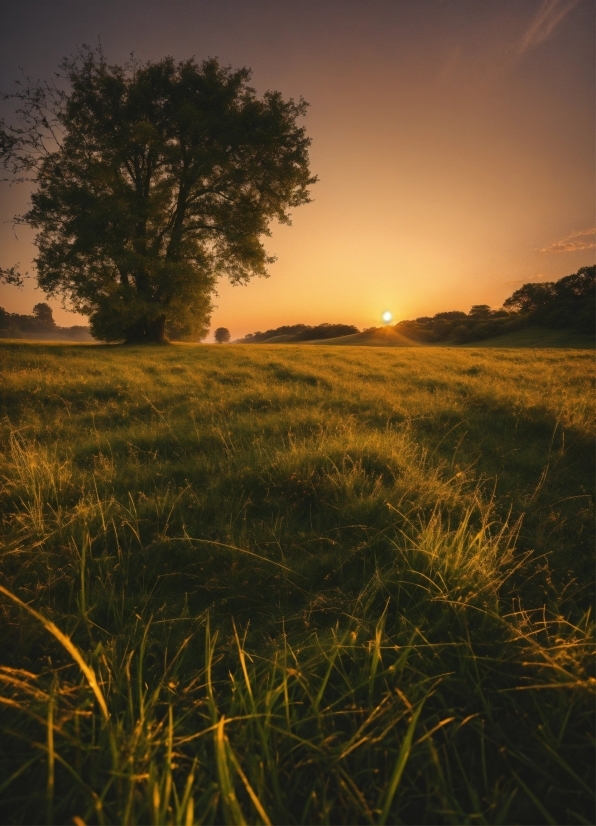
[0,303,93,341]
[3,266,592,345]
[395,266,594,344]
[241,267,593,346]
[242,322,359,343]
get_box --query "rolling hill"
[312,325,417,346]
[463,326,595,348]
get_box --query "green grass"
[0,341,594,825]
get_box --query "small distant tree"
[214,327,230,343]
[433,311,467,320]
[468,304,492,318]
[32,302,56,328]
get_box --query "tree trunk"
[124,314,168,344]
[147,315,167,343]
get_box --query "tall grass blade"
[46,679,55,826]
[378,699,425,825]
[0,584,109,721]
[226,740,273,826]
[215,716,245,825]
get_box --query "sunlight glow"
[382,311,393,323]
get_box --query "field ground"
[0,341,594,824]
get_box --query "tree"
[0,49,316,342]
[501,267,594,334]
[554,266,595,300]
[32,302,56,328]
[433,311,467,320]
[503,282,556,313]
[214,326,230,343]
[468,304,492,317]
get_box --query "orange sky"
[0,0,594,340]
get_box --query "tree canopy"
[214,327,231,343]
[503,282,556,313]
[503,267,595,314]
[0,49,316,342]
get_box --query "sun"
[382,310,393,323]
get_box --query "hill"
[314,325,417,346]
[237,265,594,350]
[464,326,595,348]
[253,333,299,343]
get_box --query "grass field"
[0,340,594,825]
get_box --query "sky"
[0,0,594,339]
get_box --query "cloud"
[515,0,581,56]
[539,227,596,254]
[503,273,551,287]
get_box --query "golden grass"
[0,340,593,824]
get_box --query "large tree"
[0,49,316,342]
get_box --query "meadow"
[0,340,593,825]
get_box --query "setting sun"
[382,310,393,323]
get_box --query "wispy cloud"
[515,0,581,57]
[503,273,551,287]
[539,227,596,254]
